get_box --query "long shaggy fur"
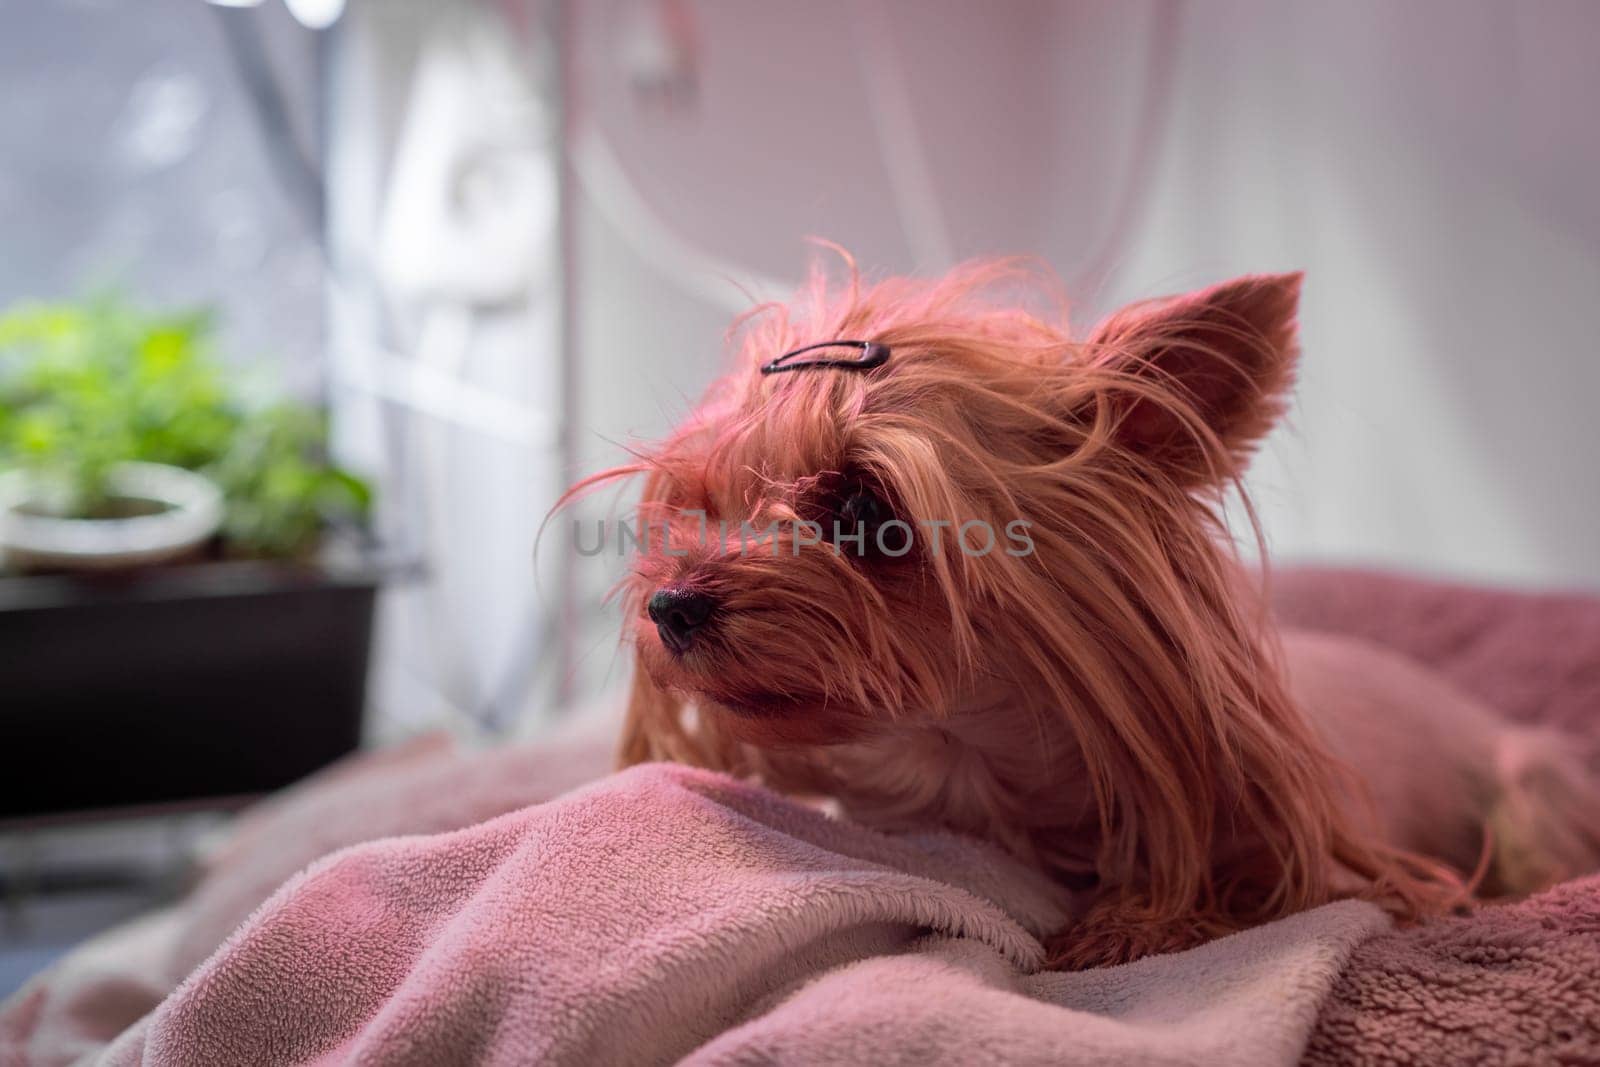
[568,254,1484,968]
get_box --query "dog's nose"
[647,587,716,654]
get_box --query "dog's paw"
[1043,899,1237,970]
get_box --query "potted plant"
[0,297,385,819]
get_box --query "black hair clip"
[760,340,890,375]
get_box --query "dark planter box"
[0,554,387,820]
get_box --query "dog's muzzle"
[648,587,716,655]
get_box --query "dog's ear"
[1083,273,1301,484]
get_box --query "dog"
[571,255,1600,969]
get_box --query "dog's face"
[609,264,1302,750]
[585,263,1470,954]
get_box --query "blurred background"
[1,0,1596,996]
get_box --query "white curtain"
[328,0,564,738]
[1104,0,1600,586]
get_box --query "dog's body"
[1286,629,1599,900]
[580,257,1600,968]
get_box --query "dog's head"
[574,258,1467,929]
[590,260,1301,757]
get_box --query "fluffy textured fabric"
[1303,874,1600,1066]
[0,728,621,1067]
[2,566,1598,1066]
[1273,568,1600,1066]
[1271,566,1600,737]
[88,765,1385,1067]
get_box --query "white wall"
[1105,1,1600,587]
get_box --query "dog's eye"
[831,485,899,557]
[839,488,887,531]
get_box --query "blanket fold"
[89,765,1387,1067]
[5,567,1600,1066]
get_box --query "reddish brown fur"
[566,255,1470,968]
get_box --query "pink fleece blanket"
[3,567,1599,1066]
[79,766,1389,1066]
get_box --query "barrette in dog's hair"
[760,340,891,375]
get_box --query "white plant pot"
[0,461,225,571]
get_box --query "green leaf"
[0,293,375,557]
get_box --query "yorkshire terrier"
[572,255,1600,969]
